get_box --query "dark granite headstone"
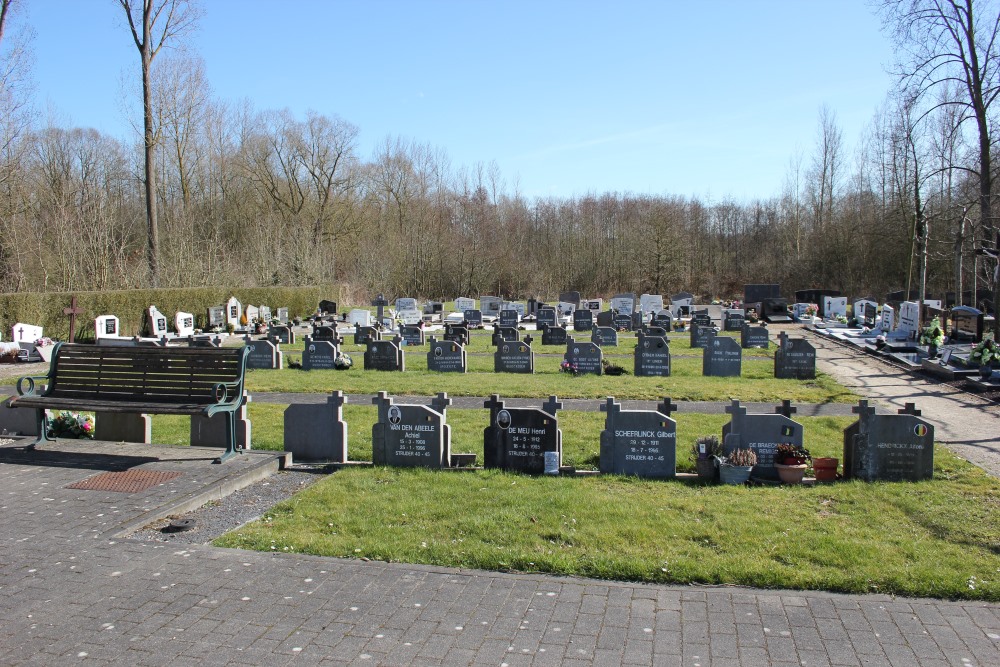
[444,324,469,345]
[634,332,671,376]
[244,336,282,370]
[495,340,534,373]
[740,323,770,348]
[463,309,483,327]
[723,310,745,331]
[774,332,816,379]
[599,397,677,478]
[564,339,603,375]
[399,324,425,347]
[703,335,742,377]
[559,291,582,307]
[690,322,718,348]
[949,306,984,343]
[760,298,791,323]
[302,335,340,371]
[591,326,618,347]
[319,300,338,316]
[639,325,667,337]
[536,307,558,328]
[483,395,562,474]
[541,324,568,346]
[722,399,804,480]
[596,310,615,327]
[613,313,634,331]
[653,310,673,329]
[692,310,712,326]
[491,324,520,345]
[427,336,467,373]
[268,324,293,345]
[314,324,336,342]
[499,309,519,327]
[372,392,451,468]
[745,284,780,304]
[364,337,405,371]
[843,401,934,481]
[573,309,594,332]
[353,324,380,346]
[283,390,348,462]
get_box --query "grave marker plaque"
[225,297,242,328]
[653,309,673,329]
[395,297,417,312]
[690,322,718,348]
[175,312,195,337]
[536,307,558,328]
[365,337,405,371]
[564,339,603,375]
[147,305,169,338]
[499,309,520,327]
[591,326,618,347]
[399,324,425,347]
[372,392,451,468]
[479,295,502,316]
[634,332,671,376]
[484,395,562,474]
[573,309,594,332]
[276,307,289,323]
[722,399,804,480]
[301,335,340,371]
[318,300,338,316]
[463,309,483,327]
[427,336,467,373]
[208,306,225,328]
[313,324,337,342]
[95,315,120,340]
[610,293,636,314]
[244,336,283,370]
[444,324,469,345]
[268,325,294,345]
[639,325,668,337]
[599,397,676,478]
[774,332,816,379]
[284,391,347,462]
[723,310,745,332]
[454,297,476,312]
[596,310,615,327]
[495,340,534,373]
[843,401,934,482]
[541,324,568,346]
[353,324,381,345]
[703,335,742,377]
[559,290,582,307]
[639,293,664,314]
[691,310,712,326]
[491,324,519,345]
[613,313,634,331]
[740,323,770,348]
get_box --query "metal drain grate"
[66,469,181,493]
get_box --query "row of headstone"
[281,392,933,483]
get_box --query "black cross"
[600,397,620,416]
[523,334,533,346]
[542,395,563,417]
[657,397,679,417]
[852,400,877,418]
[775,400,797,418]
[63,296,83,343]
[898,402,922,416]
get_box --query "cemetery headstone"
[484,395,562,474]
[495,339,534,373]
[582,298,603,312]
[898,301,920,338]
[208,305,225,329]
[639,325,668,337]
[639,293,664,314]
[244,335,283,370]
[703,335,742,377]
[318,300,338,316]
[823,296,848,319]
[499,309,520,327]
[634,332,671,376]
[268,324,294,345]
[491,324,519,345]
[613,312,634,331]
[599,397,677,478]
[536,307,558,328]
[259,305,272,322]
[353,323,381,345]
[175,311,195,337]
[504,301,527,318]
[722,399,804,480]
[596,309,615,327]
[147,305,169,338]
[347,309,373,327]
[245,304,260,325]
[463,309,483,327]
[591,326,618,347]
[690,322,718,348]
[541,324,568,346]
[740,323,770,348]
[371,294,389,324]
[878,304,895,332]
[653,309,673,329]
[284,391,348,462]
[723,309,745,332]
[427,336,467,373]
[479,295,502,316]
[564,339,603,375]
[313,324,338,342]
[395,297,418,312]
[774,332,816,379]
[399,323,425,346]
[843,401,934,482]
[949,306,984,343]
[691,310,712,326]
[276,307,289,323]
[610,293,636,314]
[559,290,582,307]
[573,309,594,332]
[398,309,423,325]
[744,284,780,304]
[301,335,340,370]
[444,324,469,345]
[364,336,405,371]
[423,301,443,315]
[95,315,120,340]
[372,392,452,468]
[454,297,476,312]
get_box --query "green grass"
[148,404,1000,600]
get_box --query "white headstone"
[148,306,169,338]
[208,306,226,328]
[276,307,289,323]
[611,294,635,313]
[95,315,120,339]
[245,305,260,324]
[399,309,423,325]
[879,304,895,332]
[225,296,242,328]
[791,303,812,319]
[175,311,195,337]
[454,297,475,312]
[582,299,603,312]
[898,301,920,338]
[924,299,942,311]
[853,300,878,322]
[823,296,848,319]
[348,309,372,326]
[639,294,664,314]
[395,297,417,312]
[557,302,576,317]
[259,305,272,322]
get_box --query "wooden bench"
[11,343,250,463]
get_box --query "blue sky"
[20,0,895,200]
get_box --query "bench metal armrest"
[16,375,51,398]
[211,380,245,407]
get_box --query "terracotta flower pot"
[813,457,839,482]
[775,463,807,484]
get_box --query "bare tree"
[118,0,200,287]
[880,0,1000,325]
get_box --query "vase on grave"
[980,365,993,379]
[775,463,807,485]
[927,344,938,359]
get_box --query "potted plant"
[812,456,839,482]
[774,443,811,484]
[718,447,756,485]
[690,435,722,481]
[919,316,945,358]
[968,337,998,378]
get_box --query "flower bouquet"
[48,411,95,439]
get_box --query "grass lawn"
[150,405,1000,600]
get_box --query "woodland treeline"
[0,0,998,307]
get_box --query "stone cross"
[523,334,533,346]
[63,296,83,343]
[657,397,679,417]
[852,400,877,418]
[431,392,452,417]
[327,390,347,412]
[725,399,746,432]
[898,402,922,416]
[778,331,790,348]
[541,395,563,417]
[600,397,621,416]
[372,294,389,323]
[775,399,797,418]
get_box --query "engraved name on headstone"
[427,336,467,373]
[774,332,816,379]
[722,399,804,480]
[703,335,742,377]
[634,332,671,376]
[599,397,677,478]
[564,339,603,375]
[483,395,562,474]
[372,392,452,468]
[843,401,934,482]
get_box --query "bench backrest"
[46,343,248,404]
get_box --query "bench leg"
[213,411,240,464]
[25,408,54,450]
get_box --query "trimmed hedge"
[0,285,345,343]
